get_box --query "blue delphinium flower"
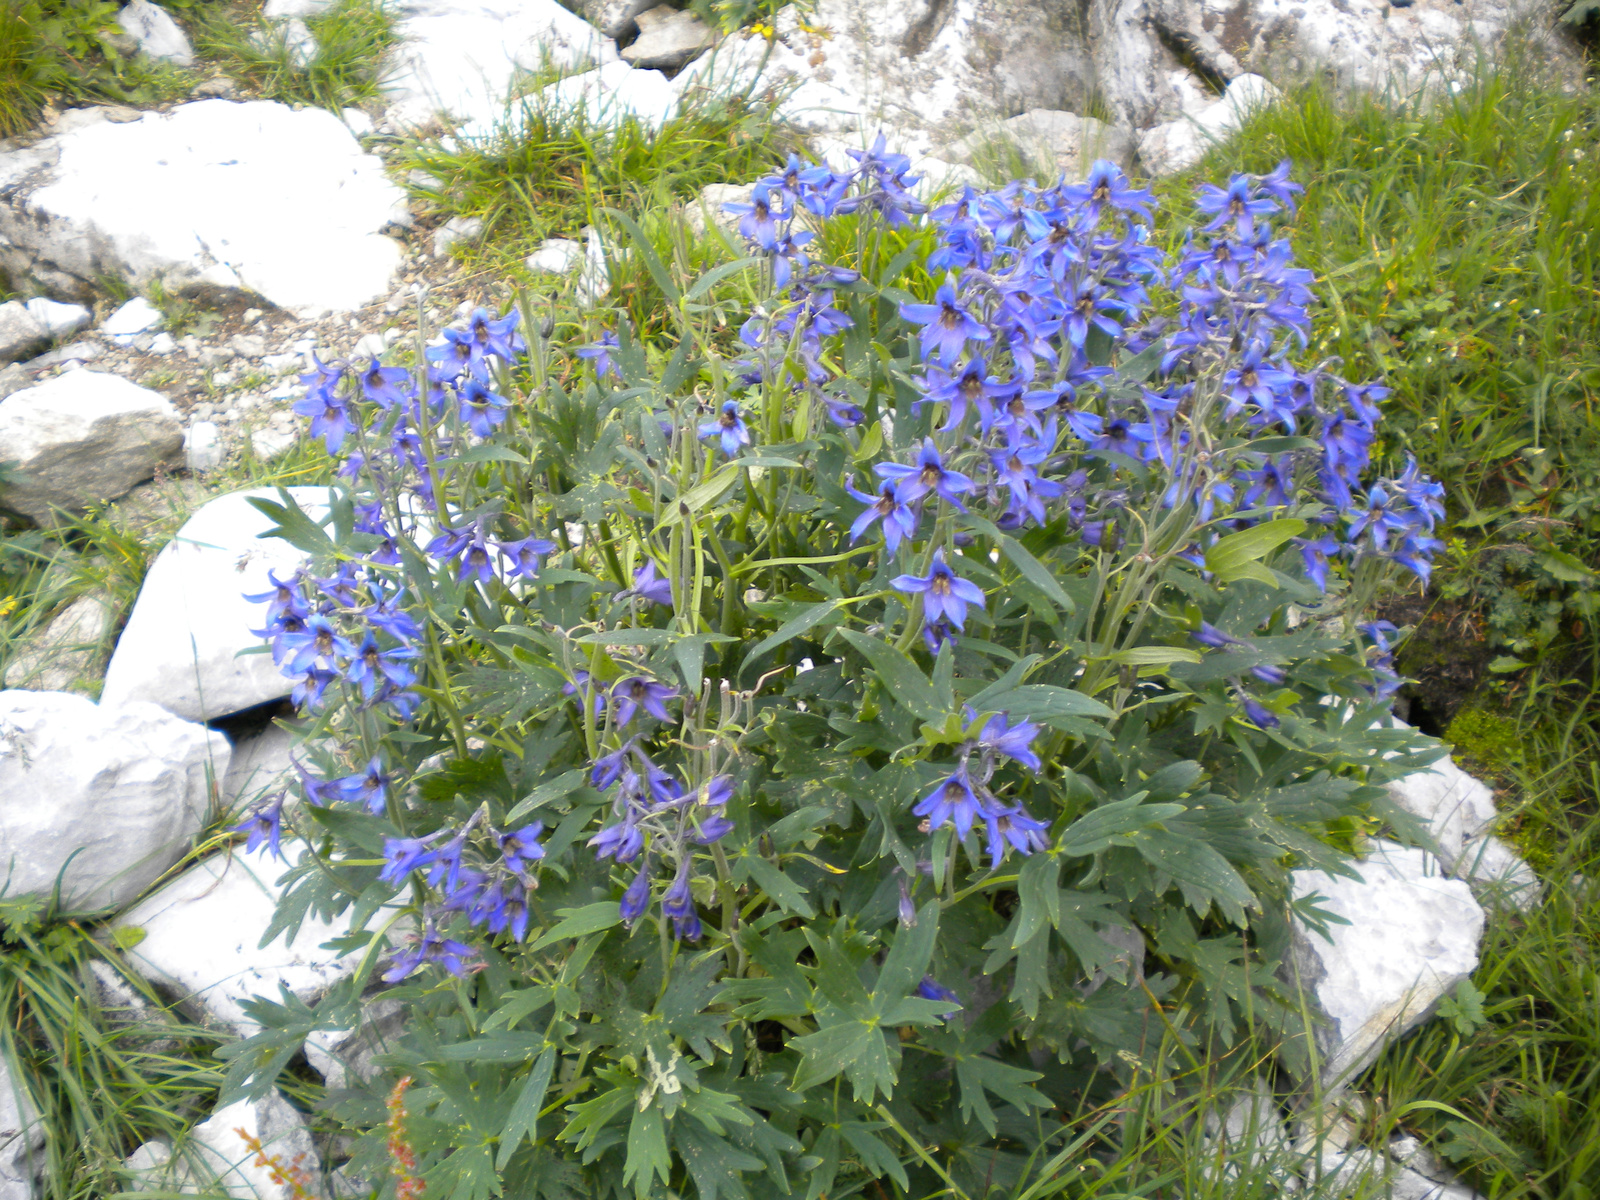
[974,712,1042,772]
[845,477,918,552]
[661,860,701,941]
[590,815,645,863]
[1237,693,1280,729]
[293,383,353,453]
[1059,160,1155,220]
[619,863,652,925]
[892,548,986,631]
[359,358,412,408]
[468,306,526,362]
[983,805,1051,861]
[278,613,356,675]
[344,632,419,700]
[627,560,674,607]
[459,378,509,437]
[244,568,308,623]
[497,822,545,872]
[383,918,475,983]
[699,400,752,457]
[576,330,620,378]
[611,676,678,725]
[232,793,286,859]
[335,757,390,814]
[916,976,961,1016]
[900,277,991,365]
[498,535,557,580]
[724,180,787,248]
[380,834,440,884]
[1194,174,1280,238]
[914,765,988,838]
[875,439,975,509]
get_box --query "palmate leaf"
[624,1105,672,1198]
[791,905,947,1102]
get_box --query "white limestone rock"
[1386,755,1541,909]
[575,0,659,37]
[22,298,91,340]
[0,592,113,692]
[384,0,617,138]
[0,690,228,912]
[621,6,718,70]
[1138,0,1583,106]
[1137,73,1283,176]
[132,1093,321,1200]
[0,371,184,525]
[117,0,195,66]
[431,214,484,259]
[221,722,296,811]
[1385,756,1497,870]
[185,421,226,473]
[0,101,406,316]
[576,225,614,306]
[103,298,165,346]
[539,59,680,130]
[100,487,331,722]
[674,0,1098,154]
[0,302,49,364]
[304,996,407,1089]
[115,844,355,1035]
[525,237,584,274]
[0,1056,43,1200]
[263,0,333,16]
[945,110,1137,180]
[1283,840,1484,1088]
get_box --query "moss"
[1445,705,1523,789]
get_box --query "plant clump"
[220,142,1446,1199]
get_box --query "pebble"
[212,370,236,386]
[184,421,225,472]
[147,333,177,356]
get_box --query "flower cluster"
[915,711,1050,864]
[715,153,1442,728]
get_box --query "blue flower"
[383,919,476,982]
[278,613,356,675]
[699,400,752,457]
[661,860,701,941]
[611,676,677,726]
[892,548,986,631]
[1059,160,1155,220]
[467,306,525,362]
[293,384,353,453]
[1192,622,1246,649]
[590,816,645,863]
[344,632,419,700]
[243,568,308,624]
[359,358,412,409]
[620,863,652,925]
[975,712,1042,772]
[497,822,546,872]
[916,976,961,1016]
[724,180,787,249]
[1195,175,1280,238]
[576,330,620,378]
[845,477,918,552]
[459,378,509,437]
[914,766,988,839]
[334,757,390,814]
[1238,694,1280,729]
[498,535,556,580]
[627,560,674,607]
[900,277,991,366]
[563,669,605,717]
[1250,663,1288,685]
[232,793,286,859]
[982,805,1050,862]
[875,439,975,509]
[380,835,439,884]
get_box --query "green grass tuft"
[190,0,399,112]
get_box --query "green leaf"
[741,854,816,918]
[876,902,940,1000]
[964,514,1075,616]
[435,1032,544,1062]
[603,207,680,304]
[1134,829,1257,926]
[954,1055,1048,1138]
[1058,797,1187,857]
[1539,549,1595,583]
[624,1105,672,1198]
[1204,518,1306,584]
[659,465,742,526]
[791,1020,895,1100]
[980,684,1114,723]
[836,629,944,721]
[1107,646,1204,667]
[456,444,530,465]
[685,255,764,301]
[245,490,334,556]
[496,1047,556,1170]
[741,598,849,676]
[531,902,622,949]
[504,768,590,823]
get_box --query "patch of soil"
[1381,592,1492,736]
